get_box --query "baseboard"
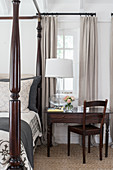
[54,135,80,144]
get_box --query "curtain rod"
[0,16,38,20]
[39,12,96,16]
[0,12,96,20]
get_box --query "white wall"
[0,20,12,74]
[20,20,37,74]
[0,19,37,75]
[0,0,37,16]
[48,0,80,12]
[98,22,110,107]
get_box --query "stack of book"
[47,107,64,112]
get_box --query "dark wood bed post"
[36,15,42,76]
[36,15,42,121]
[8,0,24,169]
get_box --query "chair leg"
[100,132,102,161]
[82,135,86,164]
[68,127,70,156]
[88,135,90,153]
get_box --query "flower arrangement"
[63,96,75,111]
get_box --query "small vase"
[65,104,73,112]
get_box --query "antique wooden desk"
[46,107,111,157]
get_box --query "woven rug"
[34,144,113,170]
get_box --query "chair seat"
[68,124,101,135]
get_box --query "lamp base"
[49,94,66,107]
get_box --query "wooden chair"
[67,99,108,164]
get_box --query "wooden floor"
[34,144,113,170]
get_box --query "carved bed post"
[8,0,24,169]
[36,15,42,76]
[36,15,42,121]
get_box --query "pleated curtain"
[41,16,58,141]
[79,16,98,105]
[110,17,113,145]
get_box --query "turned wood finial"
[37,16,42,39]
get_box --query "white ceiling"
[86,0,113,3]
[42,0,113,14]
[47,0,79,4]
[0,0,113,16]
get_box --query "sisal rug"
[34,144,113,170]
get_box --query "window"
[57,28,80,98]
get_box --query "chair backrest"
[83,99,108,130]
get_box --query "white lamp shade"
[45,59,73,78]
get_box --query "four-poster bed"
[0,0,42,169]
[0,0,98,169]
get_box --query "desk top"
[46,107,112,114]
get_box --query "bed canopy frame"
[0,0,96,169]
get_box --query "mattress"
[0,109,42,170]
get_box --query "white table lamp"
[45,58,73,93]
[45,58,73,79]
[45,58,73,106]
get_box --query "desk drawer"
[49,114,83,123]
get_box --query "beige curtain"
[41,16,57,141]
[110,17,113,145]
[79,16,98,105]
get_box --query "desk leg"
[105,120,109,157]
[50,123,52,147]
[47,124,50,157]
[47,123,52,157]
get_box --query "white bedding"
[0,109,42,170]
